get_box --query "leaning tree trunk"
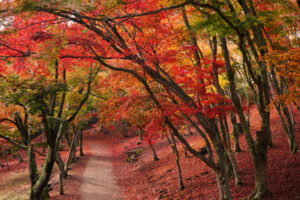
[170,131,185,190]
[166,134,175,153]
[30,120,66,200]
[65,132,79,173]
[30,146,56,200]
[55,153,67,178]
[222,116,242,186]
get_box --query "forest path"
[81,130,121,200]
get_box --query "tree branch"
[0,118,16,125]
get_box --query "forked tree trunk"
[30,121,66,200]
[223,116,242,186]
[220,36,269,199]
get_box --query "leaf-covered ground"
[1,106,299,199]
[109,106,300,200]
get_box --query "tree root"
[243,189,269,200]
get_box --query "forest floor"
[108,106,300,200]
[0,106,299,200]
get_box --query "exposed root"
[243,189,269,200]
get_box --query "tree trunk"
[282,107,298,154]
[59,172,64,195]
[223,116,242,186]
[230,113,241,152]
[187,124,193,135]
[214,145,232,200]
[220,35,270,198]
[17,151,24,163]
[64,131,71,147]
[170,132,185,190]
[149,143,159,162]
[27,147,38,186]
[253,155,268,199]
[42,132,46,154]
[65,132,78,173]
[55,153,67,178]
[30,146,56,200]
[79,130,84,156]
[227,150,242,186]
[166,134,175,153]
[215,169,232,200]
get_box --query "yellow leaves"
[267,48,300,107]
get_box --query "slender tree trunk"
[219,118,233,177]
[289,104,295,126]
[65,132,79,173]
[17,150,24,163]
[55,153,67,178]
[64,131,71,148]
[187,124,193,135]
[222,115,242,186]
[170,131,185,190]
[79,130,84,156]
[230,113,241,152]
[149,143,159,162]
[269,72,297,153]
[42,132,46,154]
[59,172,64,195]
[166,134,175,153]
[282,107,298,154]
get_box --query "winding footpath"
[81,132,121,200]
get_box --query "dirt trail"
[81,131,121,200]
